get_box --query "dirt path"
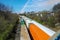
[20,25,30,40]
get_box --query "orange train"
[29,23,50,40]
[21,16,56,40]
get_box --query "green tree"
[54,10,60,23]
[40,11,49,24]
[53,3,60,23]
[0,3,18,40]
[47,16,55,27]
[53,3,60,12]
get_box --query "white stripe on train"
[21,16,56,37]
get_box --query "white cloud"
[20,0,60,13]
[20,0,30,13]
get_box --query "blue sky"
[0,0,60,13]
[0,0,27,13]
